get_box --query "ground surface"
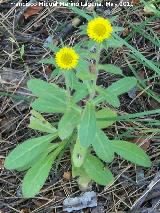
[0,0,160,213]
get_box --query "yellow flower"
[55,47,79,70]
[87,17,113,43]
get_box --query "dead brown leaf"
[122,27,130,37]
[90,64,96,74]
[131,0,140,5]
[20,209,31,213]
[23,6,43,19]
[0,158,4,170]
[45,65,53,75]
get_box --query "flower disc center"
[61,53,73,65]
[94,24,106,36]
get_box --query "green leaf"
[50,68,61,79]
[22,154,53,198]
[92,129,114,163]
[76,60,94,80]
[68,6,92,21]
[58,108,80,140]
[96,108,117,129]
[78,102,97,147]
[22,142,66,198]
[28,79,67,113]
[111,140,151,167]
[30,110,46,120]
[76,60,90,71]
[64,71,78,90]
[27,79,67,113]
[29,110,57,133]
[76,70,95,80]
[27,79,67,101]
[109,16,118,23]
[99,64,123,75]
[113,33,160,76]
[72,140,88,168]
[20,44,25,59]
[45,43,59,52]
[77,40,95,51]
[4,134,57,170]
[144,3,157,15]
[107,77,137,96]
[31,98,66,113]
[16,143,59,172]
[83,154,114,186]
[64,71,88,101]
[72,83,89,103]
[104,38,123,48]
[113,27,124,32]
[76,40,96,60]
[96,86,120,107]
[40,57,56,65]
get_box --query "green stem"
[64,72,71,102]
[90,44,102,100]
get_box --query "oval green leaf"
[72,86,88,103]
[22,142,66,198]
[16,143,59,172]
[111,140,151,167]
[29,110,56,133]
[4,134,57,170]
[40,57,56,65]
[99,64,123,75]
[96,86,120,108]
[72,140,88,168]
[78,102,97,147]
[27,79,67,106]
[31,98,66,113]
[83,154,114,186]
[22,154,53,198]
[104,38,123,48]
[58,108,80,140]
[92,129,114,163]
[107,77,137,96]
[96,108,117,129]
[76,70,95,81]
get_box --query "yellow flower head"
[87,17,113,43]
[55,47,79,70]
